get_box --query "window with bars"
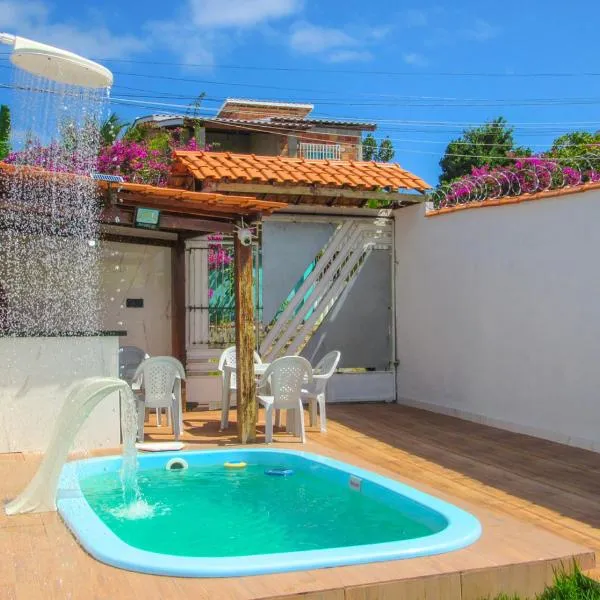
[298,143,342,161]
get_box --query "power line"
[5,57,600,108]
[3,80,598,134]
[3,94,597,161]
[1,51,598,78]
[2,61,600,110]
[0,84,600,147]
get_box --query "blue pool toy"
[265,467,294,477]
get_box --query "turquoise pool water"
[81,464,441,557]
[57,449,482,577]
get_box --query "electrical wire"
[4,57,600,108]
[3,80,597,138]
[115,111,598,162]
[2,82,599,153]
[1,51,599,78]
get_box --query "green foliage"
[488,564,600,600]
[362,133,378,160]
[100,112,129,146]
[187,92,206,118]
[362,133,395,162]
[377,136,395,162]
[537,566,600,600]
[0,104,10,160]
[439,117,531,184]
[147,130,172,154]
[124,121,195,150]
[123,122,154,143]
[546,131,600,171]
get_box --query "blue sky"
[1,0,600,184]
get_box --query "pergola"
[0,163,286,443]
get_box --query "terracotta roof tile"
[173,151,430,192]
[0,162,285,216]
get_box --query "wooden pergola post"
[171,236,187,414]
[234,223,257,443]
[171,236,187,364]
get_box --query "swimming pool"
[57,449,481,577]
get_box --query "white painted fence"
[394,192,600,452]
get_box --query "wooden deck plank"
[0,403,597,599]
[313,404,600,561]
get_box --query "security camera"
[237,228,253,246]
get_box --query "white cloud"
[144,20,216,67]
[424,16,500,49]
[402,52,428,67]
[189,0,302,28]
[289,23,356,54]
[147,0,303,65]
[0,0,146,59]
[30,25,146,59]
[463,18,499,42]
[328,50,373,63]
[0,0,48,29]
[289,22,378,63]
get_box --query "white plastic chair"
[257,356,313,444]
[133,356,186,441]
[301,351,340,432]
[118,346,149,384]
[218,345,263,430]
[119,346,167,425]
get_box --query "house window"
[298,143,342,161]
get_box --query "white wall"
[262,219,335,324]
[100,241,172,356]
[0,336,121,453]
[394,192,600,452]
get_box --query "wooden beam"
[101,232,175,248]
[100,206,134,226]
[100,206,234,234]
[171,237,187,365]
[115,193,241,217]
[160,214,235,234]
[208,182,425,203]
[234,229,257,444]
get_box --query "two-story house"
[132,98,376,162]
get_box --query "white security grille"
[185,235,261,349]
[298,143,342,161]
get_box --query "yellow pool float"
[224,461,247,469]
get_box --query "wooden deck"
[0,403,598,600]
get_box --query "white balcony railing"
[298,142,342,161]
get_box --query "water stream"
[117,386,153,519]
[2,62,144,514]
[1,69,107,334]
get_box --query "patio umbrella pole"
[234,224,257,443]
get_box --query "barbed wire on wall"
[429,156,600,210]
